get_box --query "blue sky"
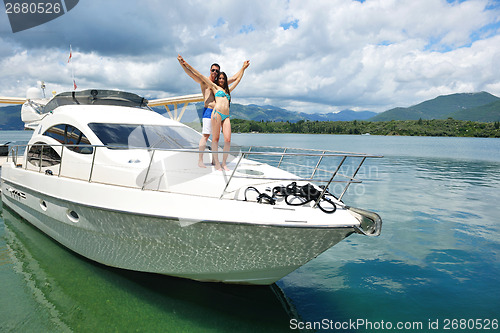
[1,0,500,113]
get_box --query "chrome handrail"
[141,149,156,190]
[313,156,346,209]
[220,151,246,199]
[6,143,382,201]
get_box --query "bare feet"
[198,160,207,168]
[221,163,230,171]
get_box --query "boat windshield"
[44,90,149,113]
[88,123,201,150]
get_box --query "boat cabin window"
[27,142,61,167]
[43,124,94,154]
[88,123,201,150]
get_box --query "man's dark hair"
[211,63,220,70]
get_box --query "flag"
[68,45,72,63]
[68,44,77,90]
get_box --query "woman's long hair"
[217,72,230,105]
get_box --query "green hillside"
[449,100,500,122]
[370,92,500,121]
[369,107,425,121]
[228,104,304,122]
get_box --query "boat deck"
[0,156,23,168]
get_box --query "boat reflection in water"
[1,205,301,332]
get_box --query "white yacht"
[1,89,382,285]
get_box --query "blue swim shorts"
[202,107,213,119]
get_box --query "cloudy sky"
[1,0,500,113]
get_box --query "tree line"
[230,118,500,138]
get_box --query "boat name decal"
[6,187,27,201]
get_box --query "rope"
[245,182,337,214]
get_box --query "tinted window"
[27,142,61,167]
[44,124,66,143]
[88,123,201,149]
[43,124,93,154]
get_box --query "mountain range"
[369,92,500,122]
[204,104,377,122]
[1,91,499,130]
[206,91,500,123]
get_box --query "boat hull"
[1,178,355,285]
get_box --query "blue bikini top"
[215,90,231,102]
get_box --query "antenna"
[40,81,46,98]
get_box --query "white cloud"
[1,0,499,113]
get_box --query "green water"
[1,204,297,332]
[1,132,500,332]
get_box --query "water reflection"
[276,153,500,332]
[1,205,299,332]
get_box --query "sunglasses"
[211,68,220,73]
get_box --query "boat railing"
[6,144,382,201]
[222,146,382,201]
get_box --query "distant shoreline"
[231,118,500,138]
[1,118,499,138]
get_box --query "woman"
[178,55,249,170]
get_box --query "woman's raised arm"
[228,60,250,93]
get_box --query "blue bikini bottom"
[213,110,230,122]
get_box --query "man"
[178,57,247,167]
